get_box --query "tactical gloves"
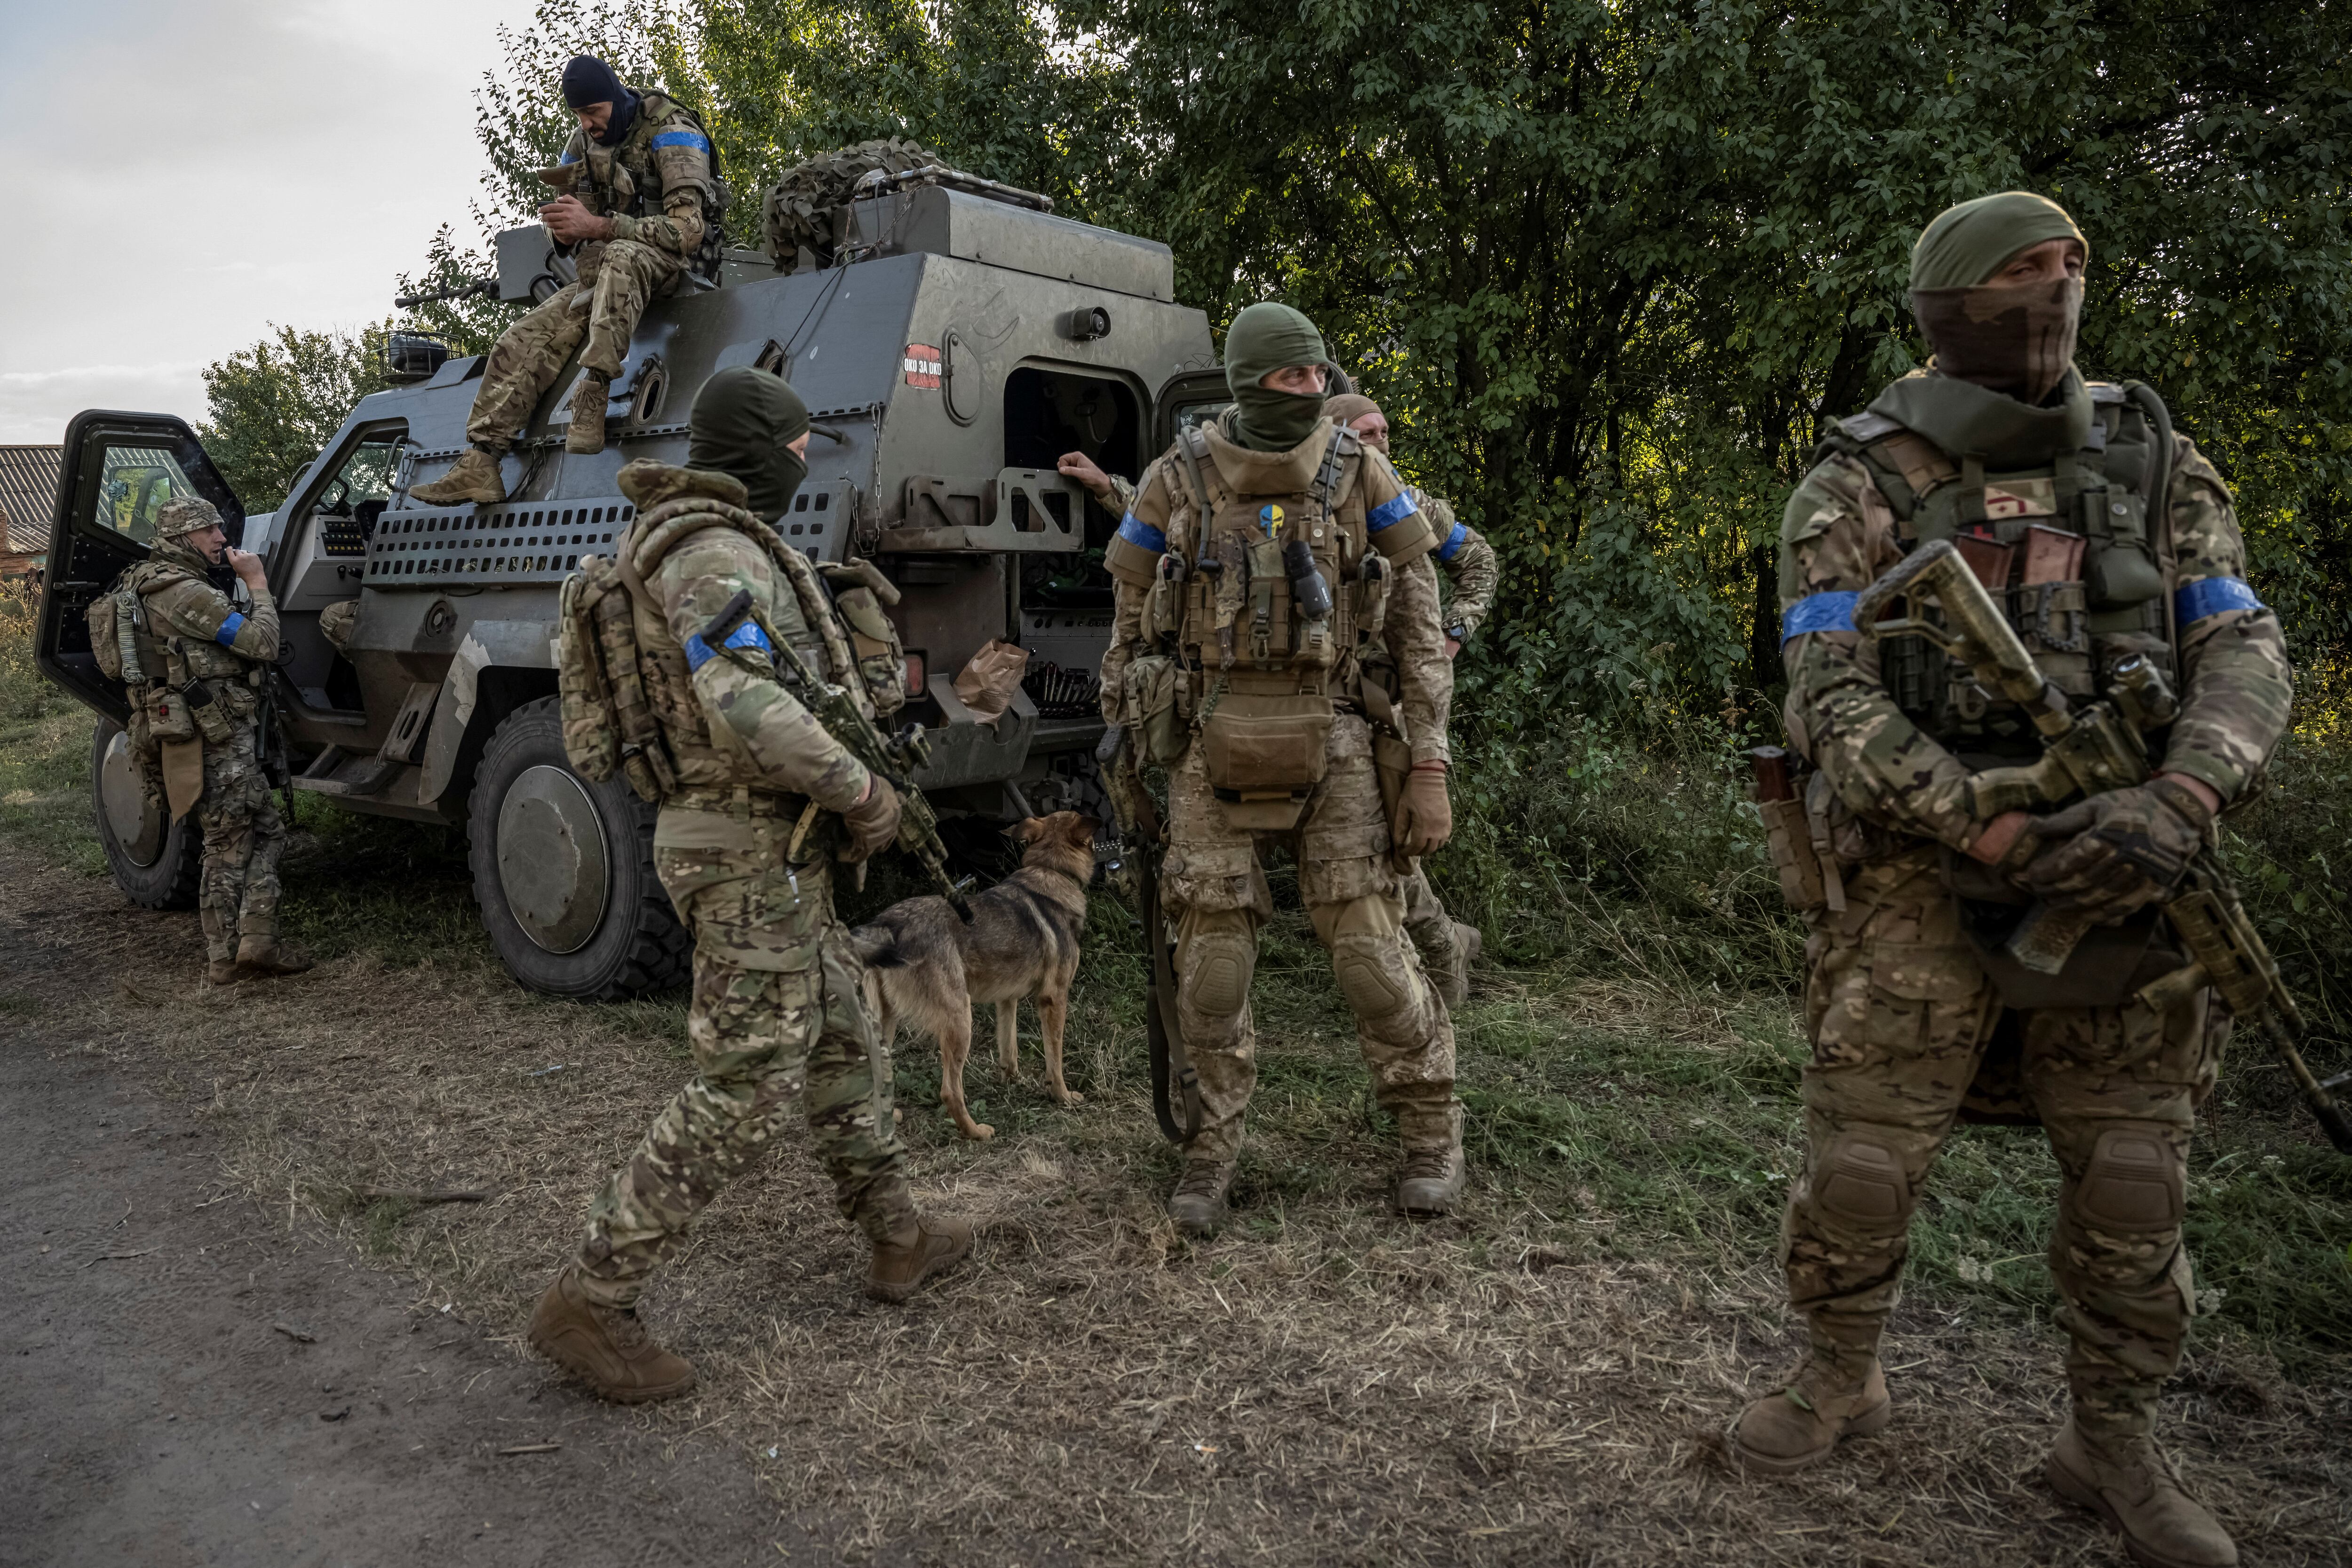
[2023,776,2213,922]
[840,775,902,863]
[1396,763,1453,858]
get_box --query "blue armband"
[1367,491,1420,533]
[1434,522,1468,562]
[2173,576,2263,626]
[650,131,712,155]
[214,611,246,648]
[1115,513,1167,554]
[683,618,771,672]
[1781,591,1858,642]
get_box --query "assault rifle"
[700,588,970,922]
[1098,721,1201,1145]
[1855,539,2352,1153]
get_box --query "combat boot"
[204,958,242,987]
[1395,1144,1465,1218]
[409,445,506,507]
[527,1265,696,1403]
[565,373,611,454]
[1726,1359,1891,1475]
[1168,1159,1233,1238]
[233,930,314,980]
[2046,1421,2238,1568]
[866,1212,974,1303]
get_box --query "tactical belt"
[666,784,809,819]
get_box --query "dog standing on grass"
[851,812,1099,1141]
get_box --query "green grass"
[3,589,2347,1372]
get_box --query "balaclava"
[1223,302,1330,453]
[1909,191,2088,404]
[688,367,811,522]
[1323,392,1379,427]
[561,55,640,148]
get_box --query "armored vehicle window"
[94,447,203,546]
[1002,368,1141,487]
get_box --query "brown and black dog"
[850,811,1098,1141]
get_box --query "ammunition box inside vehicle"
[36,178,1232,998]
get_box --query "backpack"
[558,554,674,802]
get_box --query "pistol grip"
[2005,900,2099,977]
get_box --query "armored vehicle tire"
[90,717,202,909]
[467,697,691,999]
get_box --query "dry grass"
[6,839,2347,1567]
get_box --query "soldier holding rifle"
[1734,192,2295,1568]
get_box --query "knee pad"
[1179,930,1254,1022]
[2076,1126,2184,1234]
[1331,933,1414,1026]
[1811,1131,1910,1231]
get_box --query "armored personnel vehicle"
[37,170,1231,998]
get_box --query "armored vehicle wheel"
[467,697,691,999]
[89,717,201,909]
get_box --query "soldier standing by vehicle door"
[106,498,307,985]
[1096,302,1462,1235]
[1731,192,2291,1568]
[530,368,971,1403]
[411,55,720,506]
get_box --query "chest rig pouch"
[1826,381,2178,761]
[1170,425,1364,831]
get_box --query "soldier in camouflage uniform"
[413,56,720,505]
[115,498,308,985]
[530,369,970,1404]
[1096,304,1462,1235]
[1323,393,1494,1008]
[1730,193,2290,1568]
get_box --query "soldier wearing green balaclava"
[1729,191,2290,1568]
[1097,301,1466,1235]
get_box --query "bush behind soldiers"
[1734,191,2292,1568]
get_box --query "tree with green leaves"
[197,324,392,511]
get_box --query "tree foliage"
[387,0,2352,724]
[197,324,392,512]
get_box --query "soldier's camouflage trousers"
[1783,844,2224,1441]
[1399,862,1459,990]
[1161,713,1458,1165]
[576,810,911,1308]
[465,238,683,455]
[197,720,285,965]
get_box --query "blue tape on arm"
[687,618,772,672]
[1435,522,1468,562]
[1780,591,1858,642]
[650,131,711,154]
[2174,576,2263,626]
[1367,491,1421,533]
[1116,513,1167,554]
[560,149,580,166]
[213,611,246,648]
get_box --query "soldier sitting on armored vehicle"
[412,55,719,506]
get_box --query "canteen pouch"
[1200,692,1333,797]
[183,679,233,745]
[1123,654,1184,767]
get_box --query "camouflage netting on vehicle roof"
[762,138,942,269]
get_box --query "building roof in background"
[0,445,64,557]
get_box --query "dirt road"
[1,899,819,1567]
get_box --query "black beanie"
[560,56,639,146]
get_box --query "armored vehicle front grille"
[365,499,636,586]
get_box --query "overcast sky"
[0,0,543,445]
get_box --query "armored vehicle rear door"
[37,411,246,724]
[1154,368,1231,452]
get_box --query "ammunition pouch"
[1123,654,1184,767]
[183,679,234,746]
